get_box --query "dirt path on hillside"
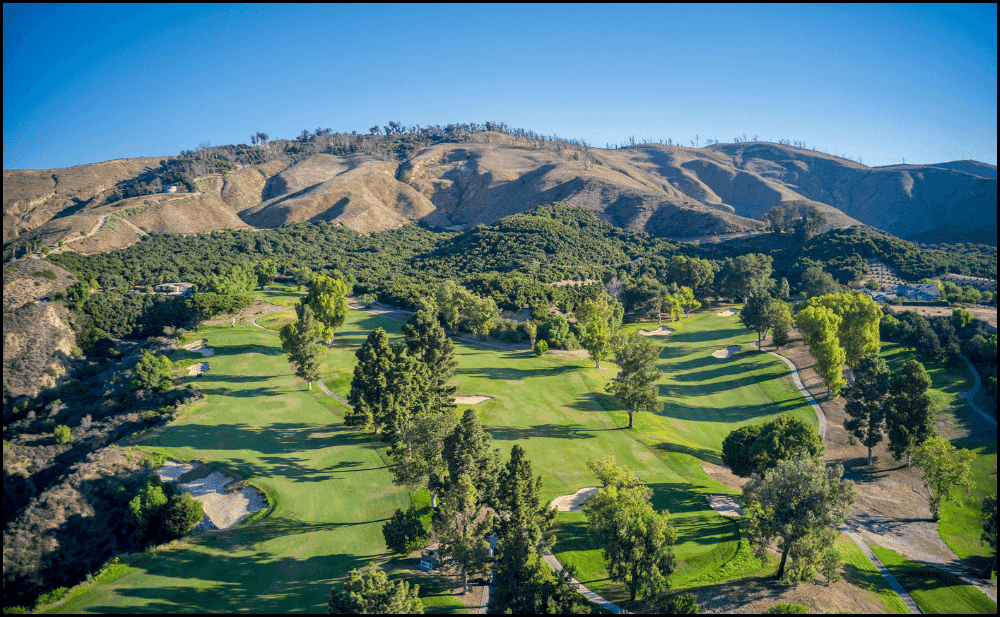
[767,329,997,603]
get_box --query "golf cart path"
[540,551,628,614]
[959,354,996,427]
[768,340,996,604]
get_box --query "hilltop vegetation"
[5,122,996,256]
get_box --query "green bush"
[534,339,548,357]
[762,602,809,614]
[35,269,57,280]
[53,424,71,444]
[382,506,429,556]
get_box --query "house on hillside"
[154,282,195,297]
[859,283,940,303]
[163,185,178,193]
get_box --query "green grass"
[258,282,306,307]
[938,442,997,576]
[869,544,997,614]
[386,572,468,614]
[256,311,296,330]
[837,537,909,614]
[59,305,835,612]
[879,342,974,424]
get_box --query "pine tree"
[403,303,459,411]
[433,474,492,591]
[279,303,323,390]
[347,328,395,434]
[607,331,662,429]
[885,359,935,466]
[443,408,503,507]
[843,354,890,465]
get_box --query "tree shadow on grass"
[658,398,806,424]
[206,343,286,358]
[488,423,597,441]
[86,549,372,613]
[655,442,723,466]
[160,422,360,457]
[454,363,577,381]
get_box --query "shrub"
[534,339,548,357]
[762,602,809,614]
[160,492,205,538]
[654,592,701,614]
[36,269,57,280]
[53,424,71,444]
[382,506,429,556]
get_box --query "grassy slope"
[879,342,975,424]
[50,323,464,614]
[837,537,910,614]
[939,442,997,575]
[870,544,998,614]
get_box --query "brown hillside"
[4,135,996,252]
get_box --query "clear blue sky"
[4,3,996,170]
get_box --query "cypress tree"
[443,408,502,507]
[403,303,459,411]
[347,328,395,434]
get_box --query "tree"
[328,564,422,614]
[254,259,277,288]
[981,496,997,578]
[679,286,701,316]
[807,293,881,369]
[770,301,793,348]
[467,294,499,339]
[131,352,172,393]
[950,308,973,331]
[801,267,839,298]
[653,592,701,614]
[280,303,324,390]
[53,424,71,444]
[740,288,774,349]
[721,415,824,478]
[864,278,881,291]
[743,457,856,582]
[403,302,459,411]
[433,474,492,591]
[160,492,205,539]
[443,408,502,508]
[885,359,935,466]
[490,445,557,614]
[304,275,350,344]
[534,339,547,356]
[575,295,622,368]
[911,435,975,520]
[607,331,661,429]
[346,328,396,434]
[720,254,773,302]
[389,411,455,507]
[795,303,847,397]
[842,354,891,466]
[382,506,429,557]
[435,280,464,331]
[538,314,573,349]
[777,277,791,301]
[186,292,252,330]
[582,455,676,601]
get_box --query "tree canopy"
[607,331,662,429]
[721,415,824,478]
[328,564,422,614]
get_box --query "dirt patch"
[550,487,600,511]
[544,348,590,358]
[691,574,889,614]
[188,361,209,377]
[769,329,998,603]
[700,461,748,491]
[639,326,675,336]
[706,494,744,517]
[712,345,741,359]
[452,395,492,405]
[900,304,997,331]
[157,460,266,530]
[717,308,739,317]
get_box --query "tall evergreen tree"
[433,474,492,591]
[442,408,503,507]
[347,328,395,434]
[885,359,935,467]
[490,445,558,614]
[842,354,890,465]
[403,301,459,411]
[389,411,456,507]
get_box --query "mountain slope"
[4,134,996,253]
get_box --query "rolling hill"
[4,133,996,254]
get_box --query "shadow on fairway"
[160,422,357,456]
[658,399,806,424]
[86,548,371,613]
[488,423,597,441]
[207,343,286,358]
[655,442,722,465]
[455,364,577,380]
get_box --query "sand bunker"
[716,309,739,317]
[712,345,741,359]
[188,361,210,376]
[157,460,267,530]
[640,327,675,336]
[706,494,744,517]
[183,339,215,357]
[551,487,600,511]
[452,396,492,405]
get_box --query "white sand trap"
[453,396,492,405]
[183,339,215,357]
[640,327,675,336]
[157,460,267,530]
[706,494,744,517]
[716,309,739,317]
[551,487,600,511]
[157,460,199,482]
[712,345,741,359]
[188,361,210,376]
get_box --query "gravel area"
[716,308,739,317]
